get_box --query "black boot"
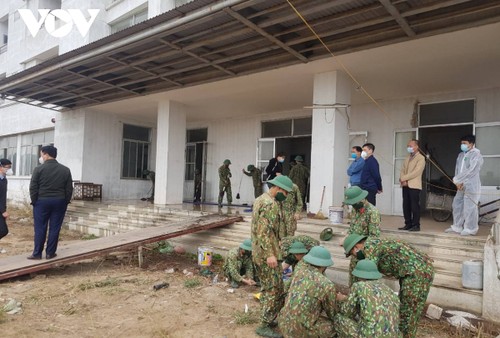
[408,226,420,232]
[398,224,412,230]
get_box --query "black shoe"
[408,226,420,232]
[46,253,58,259]
[398,225,412,230]
[27,255,42,260]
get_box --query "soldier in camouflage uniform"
[193,168,202,203]
[218,159,232,207]
[288,155,309,207]
[335,259,401,338]
[344,234,435,338]
[279,183,303,238]
[242,164,263,198]
[343,186,381,285]
[252,175,294,338]
[223,239,257,288]
[278,246,337,338]
[280,235,320,271]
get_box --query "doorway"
[183,128,208,202]
[275,136,312,175]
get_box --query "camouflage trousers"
[348,256,359,287]
[399,269,435,338]
[281,213,297,237]
[279,315,334,338]
[218,184,232,205]
[335,314,401,338]
[255,263,284,325]
[253,184,263,199]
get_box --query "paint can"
[462,260,483,290]
[198,246,213,266]
[328,206,343,225]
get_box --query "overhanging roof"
[1,0,500,111]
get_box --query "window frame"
[121,124,151,180]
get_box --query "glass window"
[476,125,500,156]
[394,131,416,184]
[480,158,500,186]
[122,124,151,179]
[187,128,207,143]
[293,118,312,136]
[185,145,195,180]
[19,130,54,176]
[262,120,292,138]
[0,135,18,173]
[110,8,148,33]
[419,100,474,126]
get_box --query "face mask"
[278,157,285,163]
[407,147,414,154]
[39,156,45,164]
[460,144,469,152]
[6,168,13,176]
[361,151,367,159]
[275,192,287,202]
[351,153,357,159]
[355,249,365,260]
[352,202,364,210]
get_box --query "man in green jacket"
[218,159,232,207]
[243,164,263,199]
[223,239,257,288]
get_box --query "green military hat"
[343,186,368,205]
[267,175,293,192]
[294,155,303,162]
[247,164,255,171]
[352,259,383,280]
[223,159,231,165]
[343,233,367,257]
[239,239,252,251]
[320,228,334,241]
[303,246,333,267]
[289,241,308,254]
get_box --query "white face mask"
[39,156,45,164]
[361,151,368,159]
[6,168,13,176]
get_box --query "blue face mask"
[351,153,357,159]
[407,147,414,154]
[460,144,469,152]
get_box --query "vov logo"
[18,9,100,38]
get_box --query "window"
[20,130,54,176]
[261,117,312,138]
[110,8,148,33]
[393,130,416,184]
[419,100,474,126]
[476,124,500,186]
[0,15,8,54]
[0,136,18,173]
[122,124,150,179]
[187,128,207,143]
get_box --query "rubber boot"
[255,325,283,338]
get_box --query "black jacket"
[0,177,7,213]
[30,159,73,204]
[265,158,283,180]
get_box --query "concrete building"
[0,0,499,218]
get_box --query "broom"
[314,186,327,219]
[236,174,243,200]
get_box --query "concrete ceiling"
[93,21,500,122]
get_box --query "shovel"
[236,174,243,199]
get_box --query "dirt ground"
[0,210,498,338]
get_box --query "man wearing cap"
[29,145,73,260]
[0,159,13,254]
[242,164,263,198]
[278,246,337,338]
[343,186,381,285]
[288,155,309,206]
[335,259,401,338]
[252,175,293,338]
[223,239,257,288]
[343,234,434,338]
[280,235,320,270]
[218,159,232,207]
[278,183,303,238]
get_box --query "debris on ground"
[2,298,22,315]
[426,304,443,320]
[444,310,481,333]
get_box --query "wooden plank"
[0,214,243,281]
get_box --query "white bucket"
[462,260,483,290]
[329,206,343,225]
[198,246,213,266]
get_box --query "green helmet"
[247,164,255,171]
[352,259,382,280]
[343,233,367,257]
[303,246,333,267]
[267,175,293,192]
[239,239,252,251]
[223,159,231,165]
[294,155,303,162]
[343,186,368,205]
[289,241,308,254]
[320,228,334,241]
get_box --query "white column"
[155,100,186,205]
[309,71,351,213]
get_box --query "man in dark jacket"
[0,158,13,254]
[360,143,382,206]
[265,152,285,186]
[28,145,73,260]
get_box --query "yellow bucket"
[197,246,213,266]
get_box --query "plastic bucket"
[462,260,483,290]
[329,206,343,225]
[198,247,213,266]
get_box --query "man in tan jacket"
[398,139,426,232]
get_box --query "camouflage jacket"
[280,235,320,259]
[218,165,231,186]
[251,192,282,263]
[278,184,303,238]
[243,168,262,187]
[288,163,310,192]
[348,200,381,237]
[340,280,401,337]
[364,238,434,279]
[279,262,337,336]
[222,247,254,282]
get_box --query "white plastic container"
[461,260,483,290]
[328,206,343,225]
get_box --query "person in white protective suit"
[445,135,484,236]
